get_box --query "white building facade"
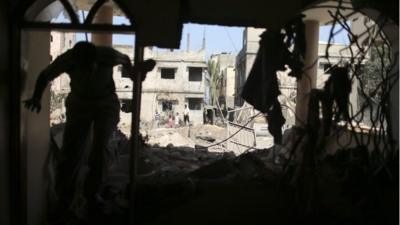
[113,46,207,126]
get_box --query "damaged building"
[209,52,237,109]
[113,45,208,126]
[48,32,75,124]
[49,41,208,128]
[0,0,398,225]
[234,21,369,127]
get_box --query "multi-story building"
[49,32,76,124]
[234,18,372,127]
[49,32,76,93]
[235,28,265,106]
[114,46,207,126]
[209,53,236,109]
[49,35,207,127]
[234,23,366,107]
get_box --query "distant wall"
[113,46,207,126]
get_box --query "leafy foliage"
[359,45,391,103]
[207,60,221,105]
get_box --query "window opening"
[187,98,202,110]
[188,67,202,81]
[161,68,176,79]
[161,100,174,111]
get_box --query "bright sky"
[77,23,349,59]
[56,13,349,58]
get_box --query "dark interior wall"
[20,30,51,225]
[0,2,395,225]
[0,1,10,224]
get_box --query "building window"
[161,100,174,111]
[187,98,202,110]
[161,68,176,79]
[188,67,203,81]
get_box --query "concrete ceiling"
[123,0,314,48]
[72,0,358,26]
[22,0,397,48]
[73,0,124,16]
[302,0,358,24]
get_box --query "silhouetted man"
[24,41,154,218]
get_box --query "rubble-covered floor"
[49,124,399,225]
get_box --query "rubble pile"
[48,124,398,225]
[140,146,226,173]
[109,131,234,177]
[189,124,228,151]
[145,128,196,148]
[190,124,226,140]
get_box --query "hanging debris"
[321,65,352,136]
[241,15,306,144]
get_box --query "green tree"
[360,44,391,103]
[357,44,392,127]
[207,60,221,105]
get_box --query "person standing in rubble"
[168,114,174,128]
[174,112,180,127]
[183,104,190,126]
[154,110,160,128]
[24,41,155,219]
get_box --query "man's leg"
[53,101,92,218]
[84,98,120,208]
[184,115,188,125]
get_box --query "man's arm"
[25,51,73,113]
[97,46,133,69]
[97,46,155,80]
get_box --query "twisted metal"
[280,2,398,177]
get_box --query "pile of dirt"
[48,124,398,225]
[145,128,196,148]
[190,124,226,141]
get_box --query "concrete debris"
[190,124,226,140]
[190,152,277,180]
[195,134,216,142]
[146,128,196,148]
[48,122,398,225]
[138,146,227,175]
[143,124,227,150]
